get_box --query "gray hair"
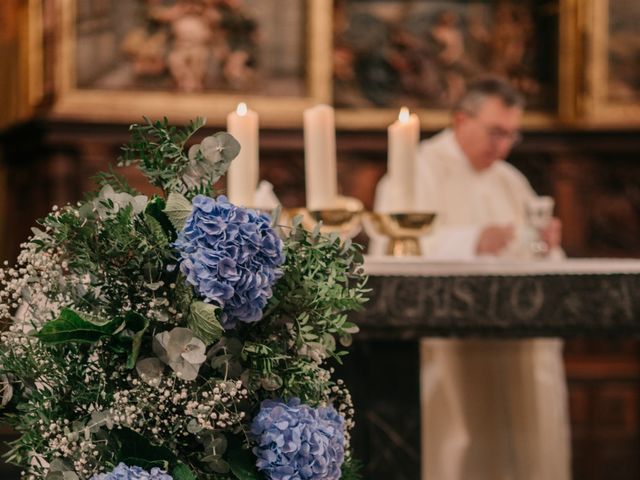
[453,76,526,114]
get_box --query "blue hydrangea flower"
[90,463,172,480]
[174,195,285,329]
[251,398,345,480]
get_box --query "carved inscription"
[353,274,640,337]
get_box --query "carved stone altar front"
[355,258,640,337]
[337,258,640,480]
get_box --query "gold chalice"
[367,211,437,256]
[288,196,364,240]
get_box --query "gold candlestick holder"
[367,212,437,256]
[288,196,363,240]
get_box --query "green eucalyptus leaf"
[164,192,193,231]
[211,353,233,370]
[86,411,114,433]
[260,373,283,391]
[46,471,79,480]
[211,434,228,454]
[45,459,78,480]
[203,457,230,474]
[227,446,260,480]
[201,432,228,455]
[188,301,224,345]
[172,463,197,480]
[186,418,203,434]
[36,308,124,344]
[200,132,241,175]
[185,132,241,187]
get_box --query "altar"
[340,257,640,480]
[354,257,640,338]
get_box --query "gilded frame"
[579,0,640,126]
[333,0,578,131]
[0,0,43,129]
[50,0,332,127]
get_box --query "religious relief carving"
[333,0,558,111]
[111,0,258,92]
[51,0,326,124]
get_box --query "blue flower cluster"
[174,195,285,329]
[90,463,172,480]
[251,398,345,480]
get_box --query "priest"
[371,77,571,480]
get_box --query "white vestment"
[371,129,571,480]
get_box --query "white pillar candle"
[227,102,259,206]
[303,104,338,211]
[388,107,420,212]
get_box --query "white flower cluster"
[109,375,248,445]
[0,240,68,330]
[184,380,248,431]
[39,417,103,479]
[325,377,356,452]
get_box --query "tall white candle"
[227,102,259,206]
[303,104,338,210]
[388,107,420,212]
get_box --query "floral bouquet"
[0,118,367,480]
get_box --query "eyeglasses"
[467,115,523,145]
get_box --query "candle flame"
[237,102,248,116]
[398,107,410,123]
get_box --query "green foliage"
[241,221,368,403]
[114,427,197,478]
[188,301,224,346]
[93,165,141,196]
[185,132,241,188]
[165,192,194,231]
[340,457,364,480]
[172,463,198,480]
[119,117,240,199]
[1,341,118,474]
[145,196,177,239]
[36,308,124,344]
[227,446,260,480]
[119,117,206,195]
[0,117,367,480]
[37,197,175,319]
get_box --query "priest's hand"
[540,217,562,250]
[476,224,515,255]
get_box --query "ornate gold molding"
[0,0,43,130]
[50,0,332,127]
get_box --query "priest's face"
[453,96,523,171]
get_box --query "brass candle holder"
[367,212,437,256]
[288,196,363,240]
